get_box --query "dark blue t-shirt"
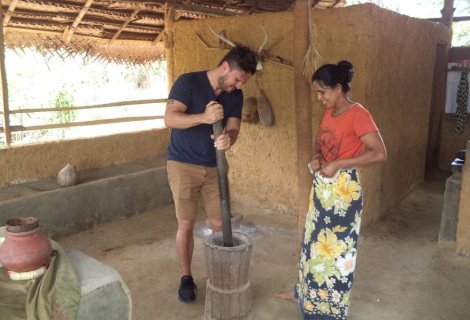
[167,71,243,167]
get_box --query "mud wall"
[438,46,470,171]
[0,129,169,186]
[313,4,450,225]
[171,12,298,214]
[171,4,450,224]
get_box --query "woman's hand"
[308,155,326,173]
[320,160,341,178]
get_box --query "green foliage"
[54,89,77,124]
[453,21,470,46]
[11,130,50,144]
[53,89,77,138]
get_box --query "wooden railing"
[0,98,167,145]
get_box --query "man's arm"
[224,117,241,146]
[213,117,241,151]
[164,99,223,129]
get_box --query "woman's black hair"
[311,60,354,92]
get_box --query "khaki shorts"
[167,160,220,220]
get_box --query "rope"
[302,0,322,80]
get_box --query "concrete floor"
[58,175,470,320]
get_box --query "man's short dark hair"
[218,46,258,75]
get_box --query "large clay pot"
[0,217,52,272]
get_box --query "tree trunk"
[441,0,455,28]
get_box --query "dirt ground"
[58,174,470,320]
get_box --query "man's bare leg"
[176,218,196,275]
[210,218,222,233]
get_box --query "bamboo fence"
[0,98,167,144]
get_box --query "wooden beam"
[428,16,470,23]
[9,98,167,114]
[13,0,149,22]
[9,9,161,34]
[331,0,343,7]
[109,9,139,43]
[0,125,23,131]
[441,0,455,27]
[108,0,238,17]
[0,7,11,145]
[6,17,162,41]
[164,3,176,91]
[294,0,313,245]
[5,25,163,45]
[63,0,95,43]
[11,116,164,132]
[3,0,20,27]
[152,30,164,45]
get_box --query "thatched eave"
[1,0,345,64]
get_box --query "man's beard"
[218,75,235,93]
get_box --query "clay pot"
[0,217,52,272]
[57,163,79,187]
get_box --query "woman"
[276,61,387,319]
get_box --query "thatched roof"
[1,0,345,63]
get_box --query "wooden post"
[164,4,175,92]
[425,43,449,176]
[294,0,313,245]
[0,7,11,145]
[441,0,455,28]
[425,0,454,174]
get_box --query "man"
[164,46,258,303]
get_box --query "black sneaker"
[178,275,197,302]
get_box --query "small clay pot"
[0,217,52,272]
[57,163,79,187]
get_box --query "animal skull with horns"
[208,22,269,71]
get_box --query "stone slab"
[68,250,132,320]
[0,157,172,237]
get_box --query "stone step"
[68,250,132,320]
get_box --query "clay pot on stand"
[0,217,52,272]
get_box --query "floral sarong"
[295,168,362,319]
